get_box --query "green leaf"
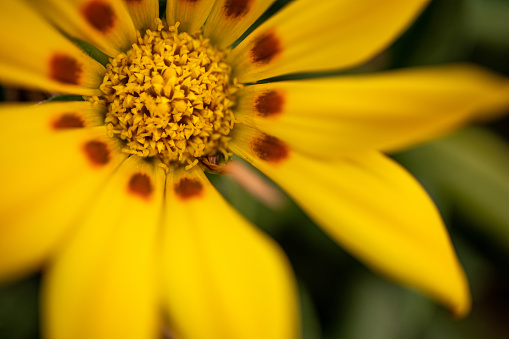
[0,276,40,339]
[395,127,509,250]
[206,163,290,236]
[465,0,509,50]
[159,0,166,17]
[71,38,109,67]
[299,284,322,339]
[45,94,84,102]
[326,271,435,339]
[390,0,474,67]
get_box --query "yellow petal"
[228,0,429,83]
[166,0,215,34]
[161,167,298,339]
[124,0,159,32]
[203,0,277,48]
[42,156,165,339]
[0,102,127,281]
[474,81,509,121]
[235,64,509,158]
[0,1,104,95]
[230,124,471,317]
[0,101,105,135]
[27,0,137,57]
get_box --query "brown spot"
[174,177,203,200]
[52,113,85,129]
[82,1,116,33]
[49,54,82,85]
[224,0,252,18]
[83,140,110,166]
[128,173,153,199]
[250,31,281,64]
[251,134,289,163]
[254,90,285,117]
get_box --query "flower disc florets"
[97,19,241,170]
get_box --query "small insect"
[199,154,225,173]
[207,154,219,165]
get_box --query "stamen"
[96,18,242,170]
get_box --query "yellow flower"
[0,0,508,338]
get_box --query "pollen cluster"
[96,19,241,169]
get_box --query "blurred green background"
[1,0,509,338]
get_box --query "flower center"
[96,19,241,170]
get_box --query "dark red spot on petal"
[224,0,252,18]
[174,177,203,200]
[83,140,110,166]
[82,1,116,33]
[49,54,82,85]
[255,90,285,117]
[128,173,153,199]
[250,31,281,65]
[52,113,85,129]
[251,134,289,163]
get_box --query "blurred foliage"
[72,38,110,67]
[0,276,40,339]
[1,0,509,338]
[395,128,509,250]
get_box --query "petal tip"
[442,267,471,319]
[449,286,472,319]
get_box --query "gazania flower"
[1,0,509,338]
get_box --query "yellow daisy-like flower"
[1,0,509,338]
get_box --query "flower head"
[97,18,242,169]
[1,0,509,338]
